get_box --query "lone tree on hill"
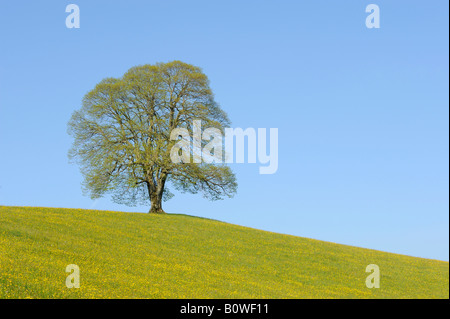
[68,61,237,213]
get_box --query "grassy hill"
[0,206,448,299]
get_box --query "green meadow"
[0,206,448,299]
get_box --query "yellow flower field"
[0,206,448,298]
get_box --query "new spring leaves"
[65,4,381,30]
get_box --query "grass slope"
[0,206,448,299]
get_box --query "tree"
[68,61,237,213]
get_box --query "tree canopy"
[68,61,237,213]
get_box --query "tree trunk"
[147,173,167,214]
[149,192,165,214]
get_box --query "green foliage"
[0,206,448,298]
[68,61,237,212]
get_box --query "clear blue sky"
[0,1,448,261]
